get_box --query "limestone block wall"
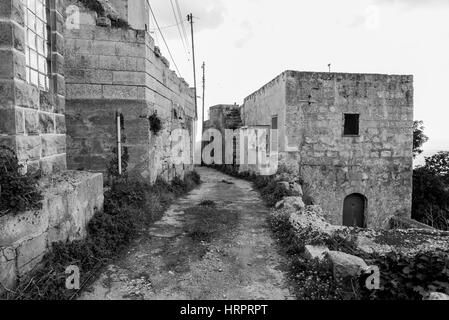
[0,0,67,174]
[0,171,103,294]
[239,70,413,229]
[63,2,195,181]
[285,71,413,228]
[241,73,288,151]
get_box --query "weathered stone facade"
[203,104,242,165]
[0,0,66,174]
[210,70,414,228]
[0,0,104,293]
[64,0,196,182]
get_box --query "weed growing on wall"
[78,0,130,28]
[148,111,163,135]
[0,145,43,216]
[2,171,201,300]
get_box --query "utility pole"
[200,62,205,166]
[187,13,198,120]
[201,62,205,130]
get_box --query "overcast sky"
[150,0,449,153]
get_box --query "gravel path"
[80,167,293,300]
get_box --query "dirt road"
[80,167,293,300]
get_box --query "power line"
[148,3,182,78]
[149,20,187,31]
[170,0,189,57]
[175,0,190,54]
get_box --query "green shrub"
[259,179,296,207]
[268,212,346,300]
[0,145,43,216]
[355,250,449,300]
[412,166,449,230]
[148,112,162,135]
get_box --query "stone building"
[64,0,196,182]
[202,104,242,164]
[0,0,103,293]
[210,70,414,229]
[0,0,196,293]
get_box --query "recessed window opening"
[24,0,50,91]
[343,113,359,136]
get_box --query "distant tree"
[412,166,449,230]
[424,151,449,184]
[413,120,429,158]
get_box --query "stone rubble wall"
[0,171,104,294]
[0,0,67,174]
[63,2,195,181]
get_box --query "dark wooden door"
[343,194,365,227]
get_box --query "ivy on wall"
[0,146,43,216]
[149,111,162,136]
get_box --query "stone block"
[115,42,145,57]
[0,21,12,47]
[55,94,65,114]
[16,233,47,276]
[0,106,20,134]
[41,134,66,157]
[55,114,66,134]
[24,108,39,134]
[15,80,39,109]
[51,32,64,54]
[46,194,68,227]
[99,55,137,71]
[302,245,329,261]
[65,68,85,83]
[40,154,67,174]
[325,251,368,280]
[15,135,41,161]
[39,112,55,133]
[39,91,55,112]
[0,0,12,19]
[0,80,15,108]
[0,50,14,79]
[66,83,102,99]
[0,206,49,247]
[54,74,65,95]
[85,69,113,84]
[103,85,138,99]
[275,196,305,211]
[51,53,64,76]
[12,22,24,52]
[51,10,64,33]
[112,71,145,85]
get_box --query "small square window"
[343,114,360,136]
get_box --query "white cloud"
[150,0,226,40]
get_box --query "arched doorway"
[343,194,366,227]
